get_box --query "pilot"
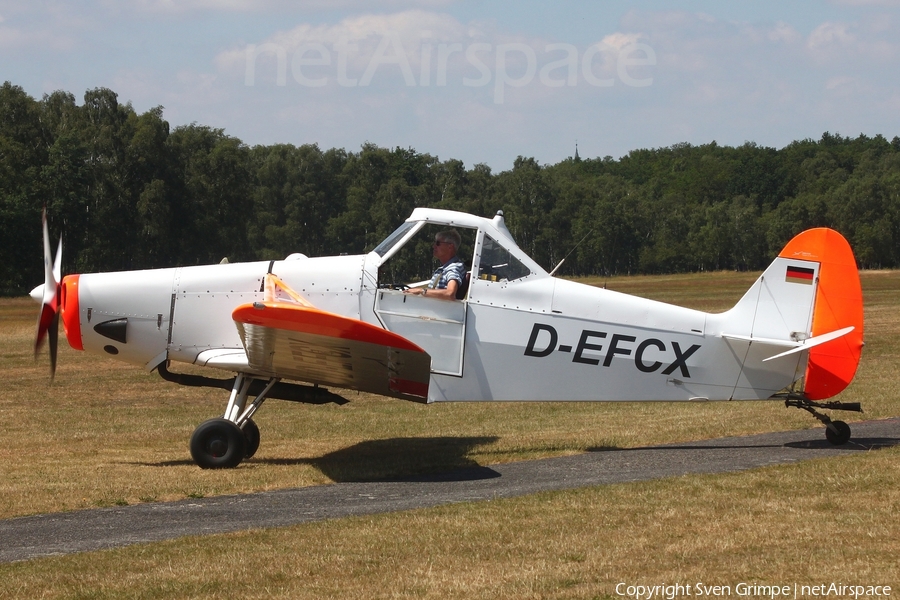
[406,229,465,300]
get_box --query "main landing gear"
[190,374,277,469]
[158,362,344,468]
[784,397,862,446]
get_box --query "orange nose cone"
[59,274,83,351]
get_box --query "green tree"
[0,82,45,293]
[169,124,252,264]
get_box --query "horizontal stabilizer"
[721,333,798,348]
[761,326,855,362]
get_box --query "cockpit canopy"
[373,208,547,291]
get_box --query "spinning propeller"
[31,209,63,380]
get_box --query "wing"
[232,301,431,403]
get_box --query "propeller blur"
[33,209,62,379]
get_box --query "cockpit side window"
[477,234,532,282]
[377,224,476,288]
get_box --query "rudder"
[778,228,864,400]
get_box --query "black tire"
[825,420,851,445]
[242,419,261,459]
[190,418,247,469]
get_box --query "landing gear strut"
[189,373,278,469]
[784,397,862,446]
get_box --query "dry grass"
[0,444,897,599]
[1,271,898,520]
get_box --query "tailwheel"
[825,420,851,445]
[190,418,247,469]
[242,418,261,459]
[784,397,861,446]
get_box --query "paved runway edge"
[2,418,898,563]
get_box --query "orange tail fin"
[778,228,864,400]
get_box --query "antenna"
[549,229,593,277]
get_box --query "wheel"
[190,418,247,469]
[241,418,260,459]
[825,420,851,445]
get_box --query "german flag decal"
[785,265,815,285]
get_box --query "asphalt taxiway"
[1,418,897,563]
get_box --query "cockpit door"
[371,222,472,377]
[374,290,466,376]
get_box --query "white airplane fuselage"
[62,207,817,404]
[39,207,864,467]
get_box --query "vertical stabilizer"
[778,228,864,399]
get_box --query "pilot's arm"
[409,280,459,301]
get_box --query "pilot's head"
[433,229,460,262]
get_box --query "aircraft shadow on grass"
[140,435,502,482]
[138,433,899,480]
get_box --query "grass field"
[1,270,898,598]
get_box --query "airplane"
[31,207,865,469]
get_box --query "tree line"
[2,81,899,295]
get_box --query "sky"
[2,0,900,171]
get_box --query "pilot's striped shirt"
[428,257,465,290]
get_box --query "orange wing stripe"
[233,301,426,354]
[233,301,431,401]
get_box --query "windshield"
[373,221,417,257]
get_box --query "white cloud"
[128,0,255,11]
[196,9,668,167]
[0,23,77,51]
[572,9,900,156]
[825,75,856,89]
[117,0,460,15]
[600,32,644,50]
[215,9,653,103]
[768,21,803,44]
[828,0,900,6]
[107,6,897,168]
[0,3,89,51]
[805,18,900,66]
[13,3,896,170]
[807,21,855,49]
[215,10,474,81]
